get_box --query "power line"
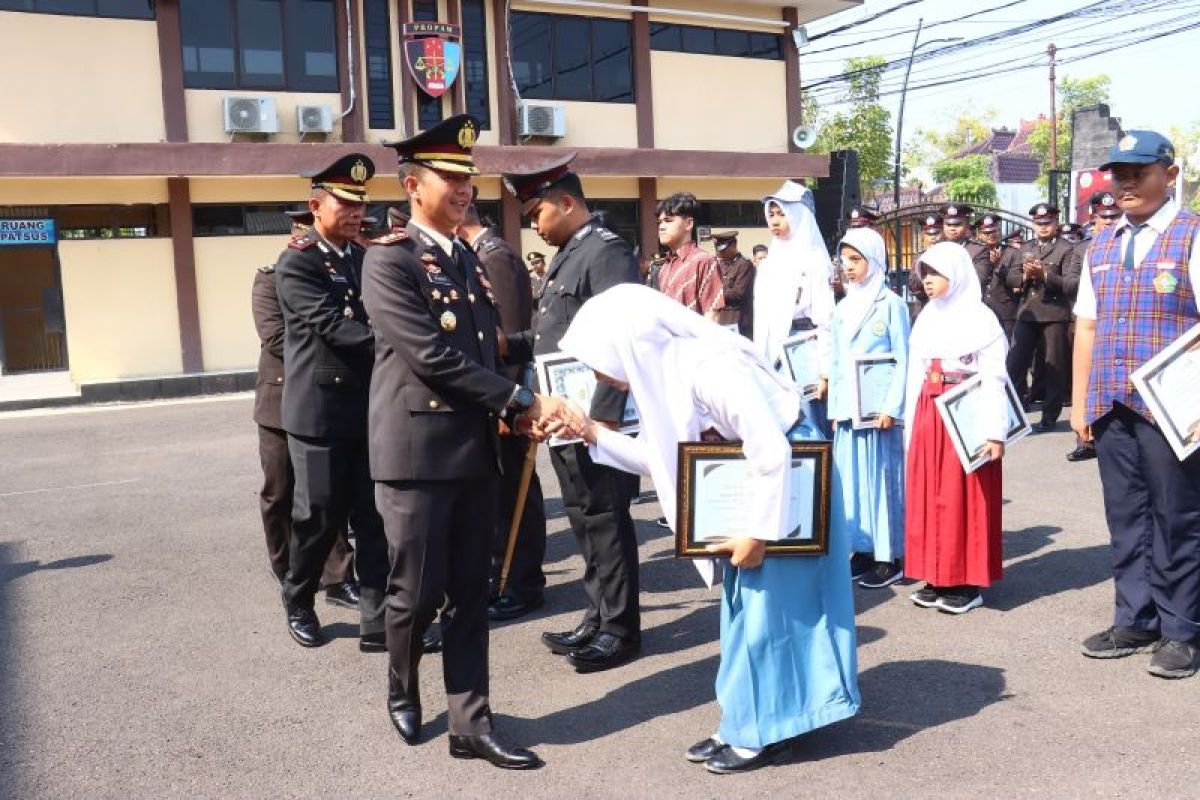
[804,0,1035,56]
[808,0,926,41]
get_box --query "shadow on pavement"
[785,659,1007,763]
[0,545,113,794]
[1002,525,1064,562]
[987,544,1111,612]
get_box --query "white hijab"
[558,284,801,541]
[908,241,1004,361]
[753,181,834,365]
[837,227,889,338]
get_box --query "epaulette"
[287,232,317,251]
[480,239,501,254]
[257,264,275,274]
[595,227,620,242]
[370,230,410,246]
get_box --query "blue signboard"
[0,219,56,246]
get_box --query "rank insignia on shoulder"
[370,230,409,246]
[481,240,500,253]
[596,228,620,242]
[287,233,317,250]
[257,264,275,274]
[574,225,592,241]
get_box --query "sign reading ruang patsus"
[0,219,56,246]
[403,22,463,98]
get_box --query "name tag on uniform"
[1156,261,1179,271]
[1092,264,1113,274]
[330,273,349,283]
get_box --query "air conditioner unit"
[518,102,566,138]
[222,96,279,134]
[297,104,333,135]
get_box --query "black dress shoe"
[286,607,323,648]
[1035,419,1058,433]
[387,698,422,745]
[422,622,443,654]
[685,737,726,763]
[1066,443,1096,462]
[541,622,598,655]
[324,581,361,609]
[359,631,387,653]
[488,593,545,622]
[703,741,788,774]
[448,733,540,769]
[567,632,641,673]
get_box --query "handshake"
[510,394,597,443]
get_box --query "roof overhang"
[0,143,829,180]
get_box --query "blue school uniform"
[715,421,861,748]
[827,287,910,562]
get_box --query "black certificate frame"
[674,440,832,559]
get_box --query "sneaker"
[849,552,874,581]
[655,516,670,529]
[910,584,940,608]
[1147,640,1199,679]
[936,586,983,614]
[858,561,904,589]
[1080,626,1162,659]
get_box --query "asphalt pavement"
[0,394,1195,798]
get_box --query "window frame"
[648,22,783,61]
[179,0,340,93]
[0,0,154,19]
[511,10,633,105]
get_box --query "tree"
[902,104,999,189]
[931,154,997,206]
[810,56,894,197]
[1168,120,1200,213]
[1029,74,1112,189]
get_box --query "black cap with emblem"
[847,205,881,227]
[501,152,579,215]
[383,114,480,175]
[1028,203,1059,222]
[921,214,943,234]
[303,153,374,203]
[975,214,1000,233]
[939,204,973,223]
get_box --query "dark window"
[649,23,782,61]
[590,200,639,251]
[193,204,292,237]
[703,201,765,228]
[53,205,169,239]
[461,0,490,129]
[412,0,443,130]
[511,12,632,103]
[363,0,394,129]
[0,0,151,16]
[180,0,338,91]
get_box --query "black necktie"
[1122,224,1146,271]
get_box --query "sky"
[799,0,1200,158]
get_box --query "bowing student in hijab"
[904,242,1009,616]
[828,228,910,590]
[753,180,837,437]
[554,284,860,775]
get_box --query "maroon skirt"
[904,362,1003,587]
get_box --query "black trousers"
[377,477,496,736]
[257,424,353,586]
[282,434,387,635]
[550,443,640,638]
[1094,405,1200,644]
[1007,320,1069,423]
[490,435,547,602]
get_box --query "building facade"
[0,0,856,392]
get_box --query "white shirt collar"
[1114,199,1179,235]
[409,220,456,257]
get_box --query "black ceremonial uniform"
[252,265,353,587]
[276,226,388,640]
[1002,222,1079,426]
[506,218,642,639]
[472,228,547,609]
[364,220,517,737]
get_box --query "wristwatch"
[503,385,535,427]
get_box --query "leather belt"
[928,370,969,385]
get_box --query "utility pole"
[892,17,924,277]
[1048,43,1058,170]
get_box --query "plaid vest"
[1086,209,1200,423]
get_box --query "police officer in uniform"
[940,203,974,244]
[907,213,944,319]
[457,201,548,621]
[846,204,881,230]
[500,153,643,673]
[363,115,552,768]
[710,230,755,336]
[1003,202,1080,432]
[973,214,1020,339]
[275,155,388,649]
[252,210,357,605]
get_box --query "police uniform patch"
[574,225,593,241]
[370,230,409,246]
[1154,272,1179,294]
[596,228,620,242]
[287,233,317,250]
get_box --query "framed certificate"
[781,330,821,400]
[1131,323,1200,462]
[850,353,899,430]
[674,440,831,558]
[935,373,1031,473]
[534,352,640,446]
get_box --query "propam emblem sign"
[403,22,463,98]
